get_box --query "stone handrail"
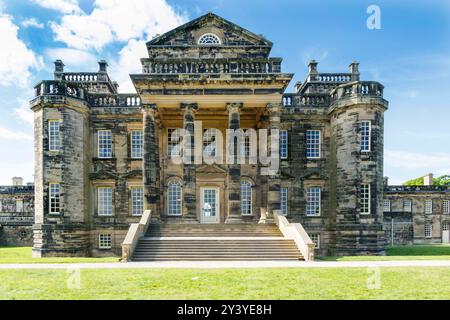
[330,81,384,102]
[273,211,315,261]
[121,210,151,261]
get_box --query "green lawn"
[0,247,118,264]
[319,245,450,261]
[0,267,449,299]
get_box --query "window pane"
[203,129,217,157]
[280,187,288,215]
[167,181,182,216]
[99,234,112,249]
[167,128,182,158]
[360,184,370,214]
[425,224,432,238]
[280,130,288,159]
[306,187,321,216]
[131,187,144,216]
[49,121,61,152]
[306,130,321,159]
[310,234,320,249]
[403,200,412,212]
[131,131,143,158]
[383,199,391,212]
[98,187,113,216]
[98,130,112,158]
[361,121,371,152]
[443,200,449,214]
[425,200,433,214]
[49,183,60,214]
[240,181,252,215]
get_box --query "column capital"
[180,102,198,113]
[226,102,243,113]
[142,103,158,113]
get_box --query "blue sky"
[0,0,449,185]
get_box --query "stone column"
[181,103,198,221]
[226,103,243,223]
[266,103,282,216]
[143,104,160,217]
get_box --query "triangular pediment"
[196,163,228,174]
[147,12,272,47]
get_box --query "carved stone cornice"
[226,102,243,114]
[180,102,198,113]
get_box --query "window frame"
[131,186,144,216]
[280,130,288,160]
[280,187,288,216]
[310,234,320,249]
[425,200,433,214]
[306,130,321,159]
[424,224,432,238]
[198,33,222,45]
[203,128,217,157]
[167,128,182,157]
[443,200,449,215]
[48,120,61,152]
[360,120,371,153]
[130,130,143,159]
[403,199,412,212]
[240,180,253,216]
[306,187,321,217]
[167,180,182,216]
[383,199,391,212]
[49,183,61,215]
[97,130,113,159]
[97,187,113,216]
[99,234,112,249]
[360,184,371,215]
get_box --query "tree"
[403,175,450,186]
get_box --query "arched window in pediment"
[198,33,221,45]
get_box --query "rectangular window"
[131,187,144,216]
[48,120,61,152]
[98,130,112,158]
[360,184,370,215]
[167,128,182,157]
[310,234,320,249]
[443,200,449,214]
[306,130,321,159]
[98,187,113,216]
[131,131,143,158]
[99,234,112,249]
[280,187,288,215]
[280,130,288,159]
[240,130,251,158]
[306,187,321,216]
[360,121,371,152]
[203,129,217,157]
[49,183,61,214]
[383,199,391,212]
[425,200,433,214]
[424,224,432,238]
[403,199,412,212]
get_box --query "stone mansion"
[16,13,446,259]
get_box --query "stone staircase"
[131,223,304,261]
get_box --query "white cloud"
[0,14,44,87]
[109,39,147,92]
[31,0,81,14]
[50,0,186,51]
[13,98,34,126]
[45,47,98,68]
[21,17,44,29]
[0,127,32,141]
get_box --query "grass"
[318,245,450,261]
[0,267,449,299]
[0,247,118,264]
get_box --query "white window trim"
[404,199,412,212]
[97,187,113,216]
[48,183,61,215]
[360,120,371,153]
[310,234,320,249]
[360,184,371,215]
[131,186,144,216]
[240,180,253,216]
[306,187,321,217]
[48,120,61,152]
[167,181,183,216]
[306,130,321,159]
[443,200,449,214]
[99,234,112,249]
[198,33,222,45]
[98,130,113,159]
[280,130,288,160]
[383,199,391,212]
[280,187,288,216]
[425,224,433,238]
[425,200,433,214]
[130,131,143,159]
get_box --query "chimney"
[12,177,23,186]
[54,60,65,80]
[349,61,360,81]
[98,60,108,73]
[308,60,318,74]
[423,173,434,186]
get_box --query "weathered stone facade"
[0,180,34,246]
[30,12,392,257]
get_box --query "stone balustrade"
[385,185,450,193]
[310,73,352,82]
[88,94,141,107]
[282,93,330,108]
[34,80,86,100]
[142,58,282,74]
[331,81,384,102]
